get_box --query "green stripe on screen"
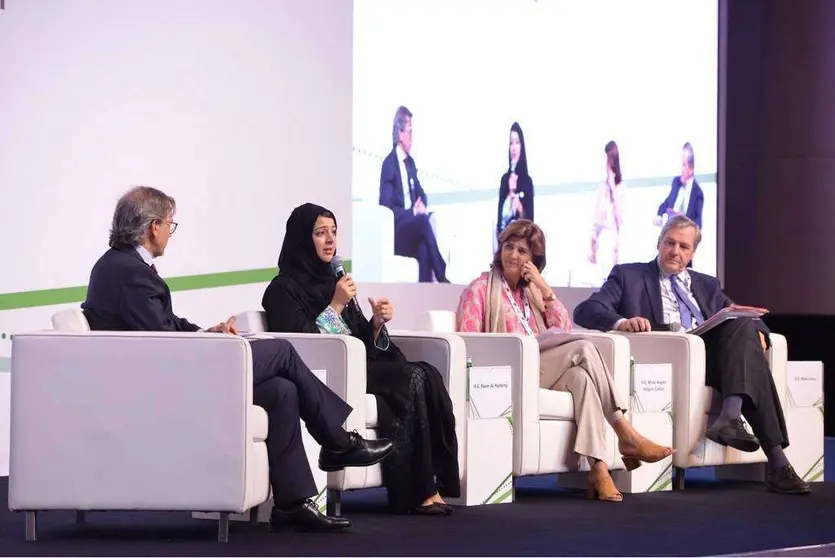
[0,268,272,311]
[0,357,10,373]
[0,261,351,311]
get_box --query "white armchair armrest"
[437,332,540,475]
[616,332,706,468]
[9,331,268,516]
[351,202,418,282]
[767,333,788,410]
[232,312,368,434]
[231,312,374,505]
[249,332,367,434]
[389,330,468,474]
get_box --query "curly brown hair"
[493,219,547,272]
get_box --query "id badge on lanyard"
[501,275,534,337]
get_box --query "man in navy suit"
[378,106,448,283]
[82,186,394,532]
[654,142,704,230]
[574,215,810,495]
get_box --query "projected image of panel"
[352,0,718,286]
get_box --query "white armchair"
[9,310,269,542]
[422,311,631,477]
[351,201,419,283]
[617,330,789,488]
[234,311,467,515]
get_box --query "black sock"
[332,429,352,452]
[717,395,743,423]
[275,498,307,512]
[765,445,790,470]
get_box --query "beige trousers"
[539,339,626,463]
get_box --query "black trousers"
[701,318,789,449]
[394,213,447,282]
[249,338,352,506]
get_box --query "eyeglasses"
[157,220,178,235]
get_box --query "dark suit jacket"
[656,177,704,229]
[573,259,769,339]
[82,246,201,332]
[379,148,428,224]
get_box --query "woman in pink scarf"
[456,220,672,502]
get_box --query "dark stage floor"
[1,440,832,557]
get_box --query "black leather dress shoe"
[319,431,394,472]
[766,465,812,495]
[705,417,760,452]
[272,500,352,533]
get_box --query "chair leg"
[25,511,37,542]
[217,512,230,543]
[249,507,259,526]
[76,511,86,524]
[673,466,685,490]
[326,489,341,517]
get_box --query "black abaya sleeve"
[261,276,321,334]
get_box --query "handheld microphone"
[331,255,361,313]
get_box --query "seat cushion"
[538,388,575,420]
[250,406,268,442]
[365,394,379,427]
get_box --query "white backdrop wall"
[0,0,353,295]
[0,0,353,356]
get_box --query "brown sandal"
[620,438,674,467]
[587,471,623,503]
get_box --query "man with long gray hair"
[82,186,394,532]
[574,215,810,495]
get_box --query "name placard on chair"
[787,362,823,409]
[468,366,512,420]
[452,365,513,506]
[631,363,673,414]
[613,362,673,493]
[784,362,824,483]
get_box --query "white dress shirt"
[612,259,704,330]
[396,144,411,210]
[135,245,155,267]
[674,177,693,214]
[659,263,704,327]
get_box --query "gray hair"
[659,214,701,248]
[391,105,413,148]
[682,142,695,169]
[108,186,176,248]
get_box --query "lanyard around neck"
[501,274,534,337]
